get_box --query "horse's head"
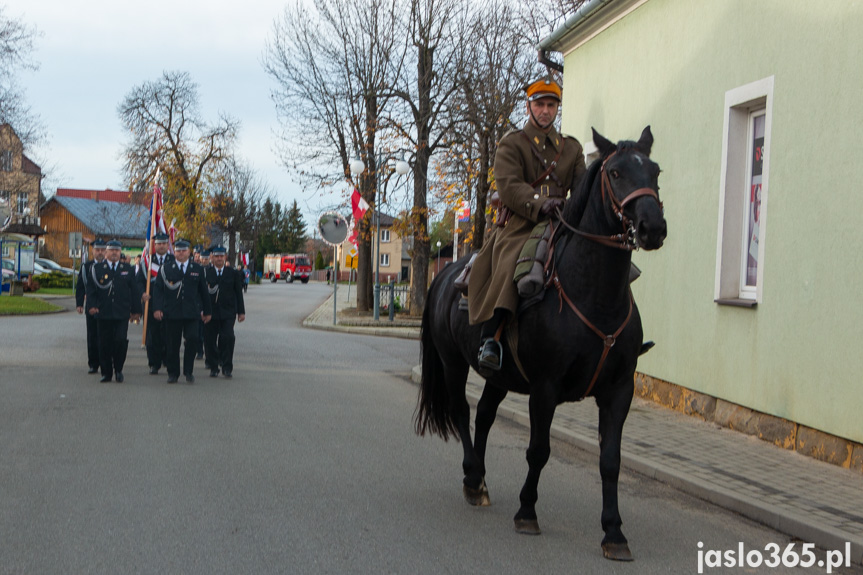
[592,126,667,250]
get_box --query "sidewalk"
[305,289,863,566]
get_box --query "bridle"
[543,149,662,399]
[555,150,663,251]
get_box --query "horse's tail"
[414,281,459,442]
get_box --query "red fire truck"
[263,253,313,283]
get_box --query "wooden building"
[40,196,149,266]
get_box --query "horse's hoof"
[602,542,634,561]
[514,518,542,535]
[463,480,491,507]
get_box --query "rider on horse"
[468,75,586,371]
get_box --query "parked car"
[2,258,31,280]
[36,258,74,275]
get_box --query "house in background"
[40,193,149,266]
[541,0,863,467]
[0,124,44,241]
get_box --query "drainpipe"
[537,0,617,71]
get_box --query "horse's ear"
[592,127,615,157]
[637,125,653,156]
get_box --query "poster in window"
[746,115,765,287]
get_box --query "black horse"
[415,127,666,561]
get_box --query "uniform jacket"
[75,259,98,307]
[85,260,143,320]
[153,259,213,320]
[205,265,245,320]
[468,122,586,325]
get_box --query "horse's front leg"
[514,386,557,535]
[597,380,635,561]
[463,383,507,506]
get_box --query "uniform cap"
[210,245,227,254]
[106,239,123,249]
[200,250,211,257]
[153,233,169,243]
[93,238,107,247]
[525,76,562,102]
[174,239,191,249]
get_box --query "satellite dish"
[317,211,349,246]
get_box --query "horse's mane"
[562,146,612,226]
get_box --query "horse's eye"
[610,170,620,179]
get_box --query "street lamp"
[436,240,442,274]
[350,154,410,320]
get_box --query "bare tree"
[118,70,238,241]
[264,0,404,311]
[452,0,536,251]
[207,157,268,264]
[0,6,44,148]
[385,0,471,316]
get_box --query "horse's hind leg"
[597,385,635,561]
[441,361,485,505]
[463,383,507,506]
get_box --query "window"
[0,190,9,204]
[17,192,28,215]
[380,253,390,267]
[715,76,773,306]
[380,229,391,243]
[0,151,12,171]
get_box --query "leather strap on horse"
[551,272,634,400]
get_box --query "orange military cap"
[525,76,562,102]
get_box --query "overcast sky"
[9,0,329,218]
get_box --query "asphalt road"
[2,283,858,574]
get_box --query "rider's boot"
[477,310,506,371]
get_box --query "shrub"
[37,271,73,289]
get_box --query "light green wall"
[559,0,863,443]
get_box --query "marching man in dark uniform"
[468,76,586,371]
[153,239,212,384]
[137,232,174,375]
[86,239,142,382]
[76,238,107,374]
[204,246,245,378]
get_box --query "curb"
[302,318,420,340]
[409,365,863,566]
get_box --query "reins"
[542,149,658,400]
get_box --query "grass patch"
[35,287,75,296]
[0,296,64,315]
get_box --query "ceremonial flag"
[458,199,471,222]
[142,183,167,276]
[241,252,249,266]
[168,219,178,253]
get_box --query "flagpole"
[141,171,159,346]
[453,207,459,262]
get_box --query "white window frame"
[714,76,773,306]
[380,228,391,243]
[380,253,390,267]
[16,191,28,215]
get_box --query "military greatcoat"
[468,121,586,325]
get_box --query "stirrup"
[478,338,503,371]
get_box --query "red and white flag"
[142,181,168,276]
[348,188,369,246]
[241,252,249,266]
